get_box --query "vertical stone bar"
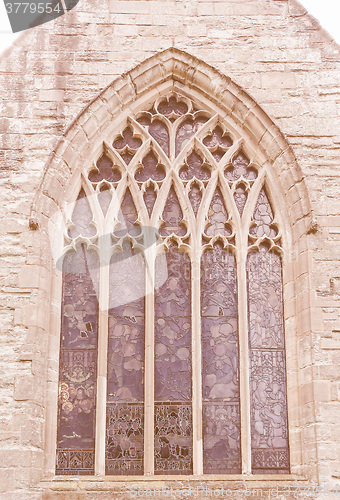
[238,244,252,475]
[144,241,155,475]
[95,235,110,476]
[192,255,203,475]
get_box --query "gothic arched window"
[55,91,290,476]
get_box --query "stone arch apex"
[31,47,313,235]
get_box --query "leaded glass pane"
[188,183,202,216]
[175,115,208,156]
[135,151,166,182]
[250,189,277,239]
[105,188,145,474]
[234,186,247,216]
[204,187,232,238]
[56,245,99,475]
[203,126,233,162]
[113,126,142,165]
[154,246,192,474]
[225,153,257,182]
[68,189,96,239]
[201,245,241,474]
[89,154,121,184]
[179,151,211,181]
[160,187,186,237]
[247,248,289,474]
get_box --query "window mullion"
[192,252,203,475]
[144,245,155,475]
[95,243,110,475]
[237,238,252,474]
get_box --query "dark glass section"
[224,153,257,181]
[106,286,145,475]
[175,115,208,156]
[143,185,157,216]
[107,302,144,403]
[204,187,232,238]
[106,186,145,474]
[113,126,142,165]
[250,189,277,239]
[68,189,96,239]
[149,120,170,156]
[89,154,121,184]
[159,187,186,237]
[154,247,192,474]
[234,186,248,216]
[188,183,202,216]
[158,95,188,118]
[201,245,241,474]
[56,245,99,475]
[114,188,141,238]
[137,115,170,157]
[106,403,144,475]
[179,151,211,181]
[135,151,166,182]
[247,248,290,474]
[203,125,233,162]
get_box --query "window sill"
[38,474,308,493]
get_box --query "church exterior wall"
[0,0,339,498]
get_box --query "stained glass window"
[56,90,290,476]
[56,245,99,475]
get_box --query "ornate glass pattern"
[234,186,247,216]
[135,151,166,182]
[137,116,170,157]
[56,245,99,475]
[106,403,144,475]
[68,189,96,239]
[204,187,232,238]
[225,153,257,182]
[154,247,192,474]
[250,189,278,239]
[175,115,208,156]
[203,125,233,162]
[201,245,241,473]
[160,187,186,237]
[137,93,209,160]
[113,126,142,165]
[89,153,121,184]
[115,188,141,238]
[179,152,211,181]
[188,182,202,216]
[247,248,289,474]
[154,403,193,475]
[106,187,145,474]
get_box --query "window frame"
[50,85,293,477]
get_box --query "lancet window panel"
[56,89,290,476]
[56,246,99,476]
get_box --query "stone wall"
[0,0,339,498]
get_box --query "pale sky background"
[0,0,339,55]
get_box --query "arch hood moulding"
[31,48,312,238]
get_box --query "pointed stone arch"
[35,48,315,479]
